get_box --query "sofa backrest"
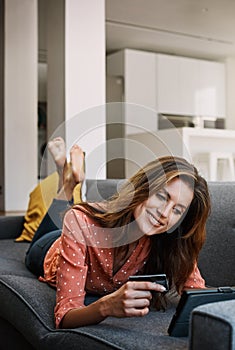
[199,182,235,287]
[86,179,125,202]
[85,179,235,288]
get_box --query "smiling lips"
[146,210,165,227]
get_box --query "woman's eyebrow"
[160,188,169,199]
[161,188,187,210]
[177,203,187,210]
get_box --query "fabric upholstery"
[0,317,34,350]
[190,300,235,350]
[0,274,188,350]
[0,216,24,239]
[85,179,125,202]
[0,240,31,277]
[198,182,235,287]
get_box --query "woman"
[25,138,210,329]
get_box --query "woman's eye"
[173,207,183,215]
[156,193,167,201]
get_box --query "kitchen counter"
[125,127,235,180]
[155,127,235,158]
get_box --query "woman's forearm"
[60,296,110,328]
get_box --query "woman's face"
[133,177,194,236]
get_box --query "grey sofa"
[0,180,235,350]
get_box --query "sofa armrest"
[190,300,235,350]
[0,216,25,239]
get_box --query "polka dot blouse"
[40,206,205,328]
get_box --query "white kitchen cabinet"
[157,54,199,115]
[156,54,180,114]
[196,60,226,117]
[156,54,225,118]
[179,57,199,115]
[107,49,157,135]
[108,49,226,124]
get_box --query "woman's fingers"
[127,280,166,293]
[102,280,166,318]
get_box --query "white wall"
[4,0,37,211]
[225,57,235,130]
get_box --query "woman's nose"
[158,203,172,218]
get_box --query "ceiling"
[106,0,235,60]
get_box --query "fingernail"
[159,286,166,292]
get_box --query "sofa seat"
[0,239,188,349]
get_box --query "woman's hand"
[99,281,166,318]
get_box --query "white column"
[47,0,106,179]
[65,0,106,179]
[4,0,38,211]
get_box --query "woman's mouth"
[146,210,163,227]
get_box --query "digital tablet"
[168,286,235,337]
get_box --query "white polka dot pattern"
[183,265,206,290]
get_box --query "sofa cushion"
[0,240,32,277]
[0,274,188,350]
[0,216,25,239]
[198,182,235,287]
[0,240,29,261]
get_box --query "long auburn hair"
[76,155,211,294]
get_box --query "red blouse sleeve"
[54,208,89,328]
[183,263,205,290]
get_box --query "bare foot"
[56,144,85,201]
[70,144,85,183]
[48,137,66,171]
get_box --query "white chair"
[193,152,235,181]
